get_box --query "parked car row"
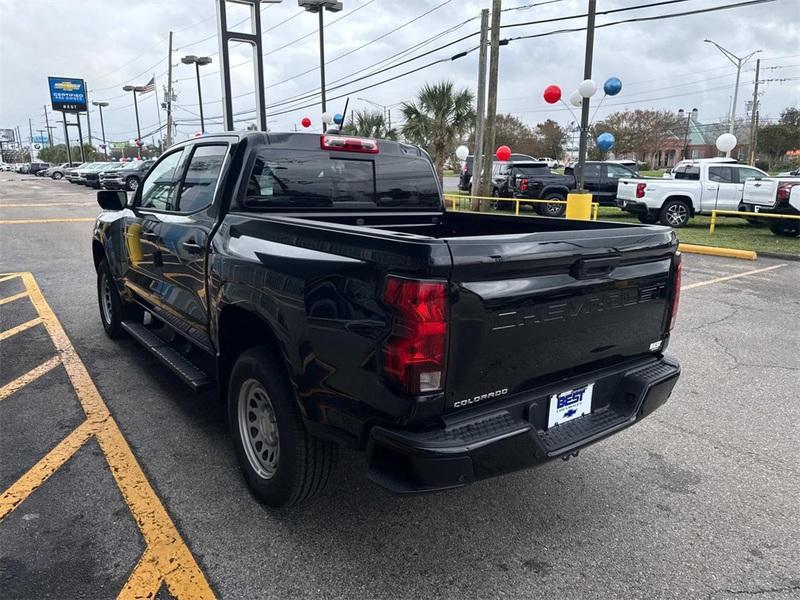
[56,160,154,190]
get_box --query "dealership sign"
[48,77,87,112]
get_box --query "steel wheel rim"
[666,204,687,226]
[238,378,280,480]
[100,272,113,324]
[544,202,562,216]
[129,178,138,191]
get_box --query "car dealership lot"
[1,177,798,599]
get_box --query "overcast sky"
[1,0,798,149]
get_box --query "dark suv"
[564,161,638,206]
[100,160,154,191]
[458,153,537,191]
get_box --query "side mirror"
[97,190,127,211]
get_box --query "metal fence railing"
[443,193,600,221]
[709,209,800,233]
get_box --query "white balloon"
[455,145,469,160]
[716,133,737,153]
[578,79,597,98]
[569,90,583,107]
[322,112,333,124]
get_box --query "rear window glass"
[674,166,700,180]
[514,165,550,176]
[244,149,440,210]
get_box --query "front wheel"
[659,199,691,227]
[228,347,337,509]
[126,176,139,192]
[52,172,63,180]
[97,259,141,338]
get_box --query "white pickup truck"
[741,176,800,236]
[616,161,767,227]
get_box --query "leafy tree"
[779,106,800,128]
[38,144,97,164]
[400,81,475,182]
[758,124,798,170]
[492,114,537,156]
[342,109,397,140]
[535,119,568,159]
[594,109,683,166]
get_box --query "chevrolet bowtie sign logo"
[53,80,82,92]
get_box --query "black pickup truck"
[93,131,682,508]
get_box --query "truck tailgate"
[443,227,677,411]
[743,178,778,208]
[616,178,641,201]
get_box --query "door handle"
[182,241,203,255]
[141,231,159,241]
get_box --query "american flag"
[139,76,156,94]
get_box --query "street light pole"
[123,85,145,158]
[182,55,213,134]
[93,101,109,160]
[704,39,761,157]
[576,0,597,191]
[299,1,343,132]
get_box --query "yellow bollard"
[515,199,520,216]
[710,211,716,234]
[566,193,592,220]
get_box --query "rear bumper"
[367,354,680,494]
[618,199,651,215]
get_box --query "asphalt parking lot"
[1,176,799,600]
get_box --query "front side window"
[582,163,602,178]
[735,167,766,183]
[606,164,633,179]
[177,145,227,212]
[139,150,184,211]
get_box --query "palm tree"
[400,81,475,182]
[342,109,397,140]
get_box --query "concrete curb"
[758,251,800,262]
[678,243,758,261]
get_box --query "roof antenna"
[329,98,350,134]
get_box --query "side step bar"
[121,321,214,392]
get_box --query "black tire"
[768,219,800,237]
[638,213,659,224]
[537,193,567,218]
[228,347,337,509]
[126,176,139,192]
[52,171,63,180]
[97,259,141,339]
[659,199,691,227]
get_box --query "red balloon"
[496,145,512,161]
[543,85,562,104]
[301,117,312,128]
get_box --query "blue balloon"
[597,132,615,152]
[333,113,344,125]
[603,77,622,96]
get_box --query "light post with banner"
[122,85,146,158]
[93,101,110,160]
[48,76,89,164]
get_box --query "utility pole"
[471,8,489,206]
[748,58,760,165]
[479,0,502,198]
[166,31,174,147]
[752,110,760,167]
[576,0,597,191]
[43,106,53,146]
[28,118,34,160]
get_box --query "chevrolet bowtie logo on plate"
[53,81,82,92]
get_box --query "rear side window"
[674,166,700,180]
[244,149,439,210]
[177,145,227,212]
[708,166,734,183]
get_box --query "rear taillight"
[669,253,682,331]
[520,177,529,192]
[320,134,379,153]
[777,182,796,203]
[636,183,646,198]
[382,276,448,395]
[462,163,468,174]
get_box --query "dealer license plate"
[547,383,594,428]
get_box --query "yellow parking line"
[0,218,95,225]
[0,420,96,519]
[0,273,22,284]
[0,356,62,401]
[10,272,215,599]
[0,317,42,341]
[682,264,787,291]
[0,291,29,306]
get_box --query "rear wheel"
[228,347,337,509]
[537,193,567,218]
[768,219,800,237]
[97,259,141,338]
[659,199,690,227]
